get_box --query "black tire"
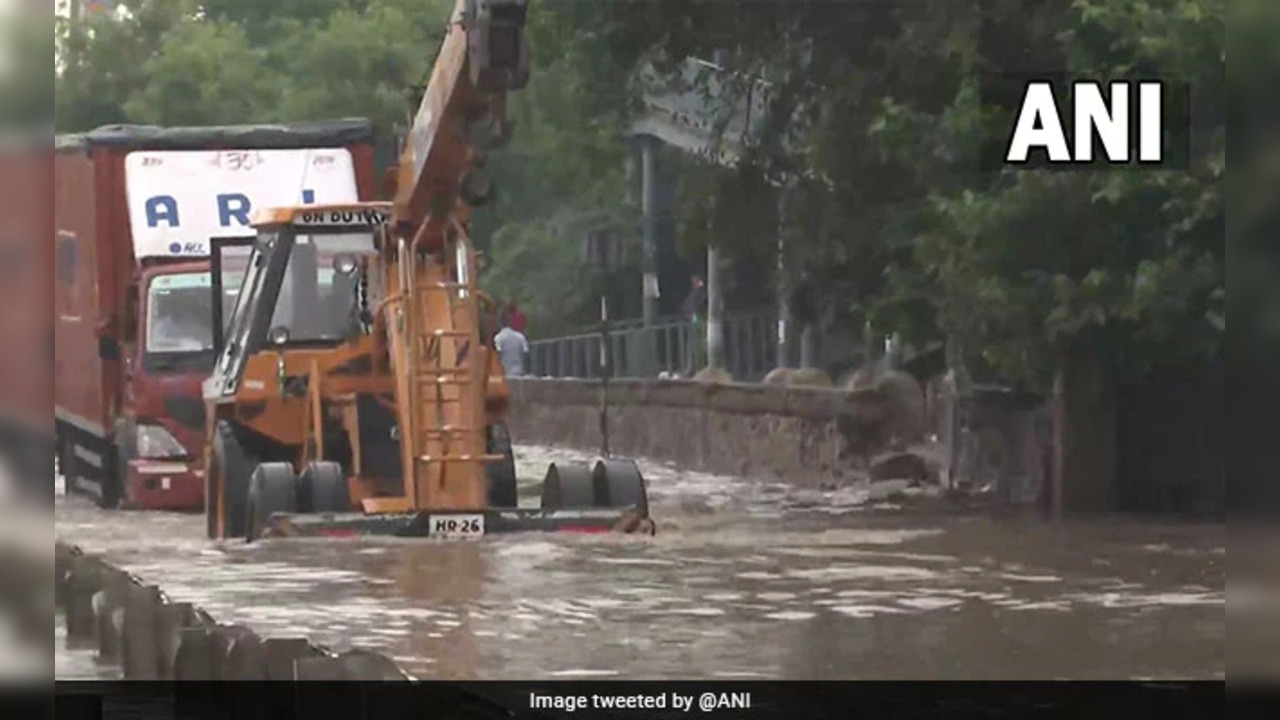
[485,424,518,508]
[593,458,650,516]
[299,461,349,514]
[539,462,596,511]
[208,422,255,540]
[245,462,298,542]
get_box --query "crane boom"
[391,0,529,246]
[379,0,530,513]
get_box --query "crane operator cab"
[201,202,419,540]
[200,201,653,542]
[206,204,388,401]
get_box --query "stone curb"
[55,540,413,681]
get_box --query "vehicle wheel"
[592,458,649,516]
[539,462,596,511]
[299,461,349,514]
[245,462,298,542]
[208,422,255,540]
[485,424,518,508]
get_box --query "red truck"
[0,134,53,498]
[54,120,377,510]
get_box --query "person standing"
[494,321,529,378]
[682,273,707,375]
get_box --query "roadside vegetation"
[37,0,1238,393]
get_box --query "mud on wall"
[505,369,1226,519]
[505,378,920,487]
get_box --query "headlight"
[135,424,188,459]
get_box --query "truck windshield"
[146,271,242,356]
[206,228,374,398]
[266,232,369,344]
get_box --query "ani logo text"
[1004,79,1171,167]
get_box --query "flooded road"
[53,445,1224,680]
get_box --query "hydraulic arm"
[373,0,530,514]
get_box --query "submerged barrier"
[55,541,413,681]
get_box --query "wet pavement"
[52,445,1225,680]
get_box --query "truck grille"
[163,397,206,433]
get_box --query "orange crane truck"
[201,0,653,541]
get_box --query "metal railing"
[528,313,777,381]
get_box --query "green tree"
[475,1,641,336]
[124,19,280,125]
[561,0,1225,388]
[56,0,205,131]
[48,0,1230,382]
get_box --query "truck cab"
[113,259,247,508]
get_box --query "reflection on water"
[53,446,1224,680]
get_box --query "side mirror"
[332,255,359,276]
[268,326,291,347]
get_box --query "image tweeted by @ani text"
[530,690,752,714]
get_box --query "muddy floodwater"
[53,445,1224,680]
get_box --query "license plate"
[427,513,485,539]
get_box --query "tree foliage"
[41,0,1234,381]
[543,0,1226,388]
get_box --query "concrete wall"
[54,542,412,681]
[506,377,920,487]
